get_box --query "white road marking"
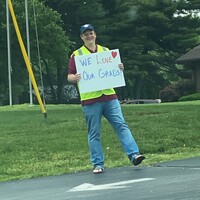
[68,178,155,192]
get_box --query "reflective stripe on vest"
[73,45,116,101]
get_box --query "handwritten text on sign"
[75,49,125,94]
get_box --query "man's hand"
[67,73,81,84]
[119,63,124,71]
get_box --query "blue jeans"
[82,99,139,167]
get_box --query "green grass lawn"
[0,101,200,182]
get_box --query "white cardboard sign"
[75,49,126,94]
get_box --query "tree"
[0,0,71,104]
[2,0,200,104]
[44,0,106,49]
[100,0,200,99]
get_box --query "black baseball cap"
[80,24,94,34]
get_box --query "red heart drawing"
[111,51,117,58]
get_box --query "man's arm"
[67,54,81,84]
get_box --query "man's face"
[81,30,96,45]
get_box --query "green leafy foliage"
[179,92,200,101]
[1,0,200,104]
[0,0,71,104]
[160,79,196,102]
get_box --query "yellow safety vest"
[73,45,116,101]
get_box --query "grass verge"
[0,101,200,182]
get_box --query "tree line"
[1,0,200,105]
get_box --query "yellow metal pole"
[8,0,47,117]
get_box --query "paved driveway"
[0,157,200,200]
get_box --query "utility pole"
[6,0,12,106]
[7,0,47,117]
[25,0,33,105]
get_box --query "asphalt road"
[0,157,200,200]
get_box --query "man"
[67,24,145,174]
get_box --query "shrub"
[159,85,180,102]
[160,79,195,102]
[179,93,200,101]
